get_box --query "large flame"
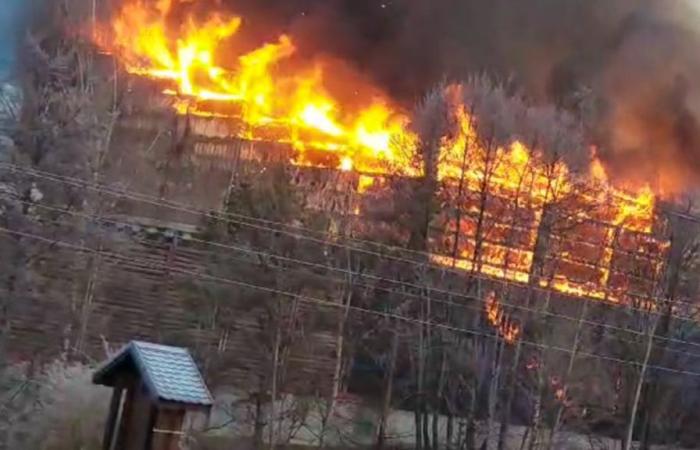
[95,0,667,308]
[98,0,412,173]
[430,101,662,305]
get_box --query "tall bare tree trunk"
[268,322,282,450]
[415,409,423,450]
[623,316,659,450]
[499,164,560,450]
[416,315,425,450]
[76,57,119,356]
[434,341,450,450]
[466,377,478,450]
[498,335,525,450]
[446,412,454,450]
[424,284,435,450]
[548,300,589,450]
[450,107,473,269]
[484,338,504,448]
[377,331,400,450]
[321,283,352,447]
[253,384,265,448]
[525,289,555,450]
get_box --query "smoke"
[592,2,700,194]
[0,0,27,77]
[222,0,700,193]
[141,0,700,192]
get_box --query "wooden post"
[103,387,123,450]
[144,404,159,450]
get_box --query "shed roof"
[93,341,213,407]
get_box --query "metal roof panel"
[93,340,213,407]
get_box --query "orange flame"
[95,1,667,306]
[485,292,520,343]
[97,0,413,173]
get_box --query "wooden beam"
[102,387,122,450]
[144,404,158,450]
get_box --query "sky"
[0,0,24,75]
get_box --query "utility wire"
[2,224,700,378]
[0,163,688,320]
[10,194,700,357]
[0,162,670,266]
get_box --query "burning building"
[4,1,700,446]
[94,0,669,309]
[0,0,673,399]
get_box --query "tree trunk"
[623,316,659,450]
[268,323,282,450]
[640,241,680,450]
[432,411,440,450]
[548,300,589,450]
[377,331,400,450]
[526,371,545,450]
[519,427,530,450]
[499,191,554,450]
[446,413,454,450]
[470,135,496,282]
[526,288,556,450]
[485,338,504,449]
[498,338,524,450]
[423,410,431,450]
[466,379,478,450]
[433,342,448,450]
[415,407,423,450]
[416,315,425,450]
[451,112,473,269]
[253,389,265,448]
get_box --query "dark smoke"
[175,0,700,191]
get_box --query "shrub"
[1,361,110,450]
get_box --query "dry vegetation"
[0,362,109,450]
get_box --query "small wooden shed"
[93,341,213,450]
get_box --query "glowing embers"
[485,291,520,344]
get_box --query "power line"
[11,194,700,358]
[0,162,689,322]
[0,161,670,266]
[2,225,700,378]
[1,163,698,348]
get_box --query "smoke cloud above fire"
[200,0,699,194]
[108,0,700,193]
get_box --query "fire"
[589,148,609,183]
[485,292,521,344]
[97,0,413,173]
[95,0,668,307]
[588,149,655,233]
[430,102,662,304]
